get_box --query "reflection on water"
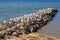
[0,2,60,37]
[38,11,60,38]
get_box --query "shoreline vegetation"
[0,8,58,40]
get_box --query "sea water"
[0,2,60,38]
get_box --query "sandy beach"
[5,33,60,40]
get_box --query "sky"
[0,0,59,2]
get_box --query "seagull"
[3,20,7,24]
[10,18,13,21]
[21,17,24,22]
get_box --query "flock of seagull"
[0,8,57,39]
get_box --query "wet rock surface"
[0,8,58,40]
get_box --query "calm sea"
[0,2,60,38]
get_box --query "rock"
[0,8,58,39]
[13,32,17,36]
[26,24,38,33]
